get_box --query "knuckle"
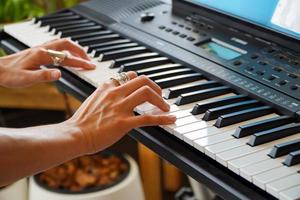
[139,75,149,83]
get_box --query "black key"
[176,86,230,106]
[248,123,300,146]
[94,43,139,57]
[35,12,74,23]
[269,138,300,158]
[284,150,300,166]
[165,80,219,99]
[61,26,103,37]
[215,106,273,128]
[78,34,121,46]
[233,115,294,138]
[137,64,183,75]
[120,57,170,72]
[49,19,90,31]
[203,99,260,121]
[112,52,159,68]
[147,68,193,80]
[54,22,96,34]
[100,47,148,62]
[191,94,248,115]
[72,30,113,41]
[40,15,81,26]
[156,73,203,89]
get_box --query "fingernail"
[163,103,170,111]
[89,62,96,69]
[51,70,61,80]
[167,115,177,123]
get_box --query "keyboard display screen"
[200,41,241,60]
[186,0,300,40]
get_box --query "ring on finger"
[47,49,68,66]
[110,72,131,86]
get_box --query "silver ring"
[110,72,130,85]
[47,49,67,66]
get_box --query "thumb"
[25,69,61,84]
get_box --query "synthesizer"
[1,0,300,199]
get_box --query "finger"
[44,38,90,61]
[130,114,176,127]
[62,51,96,69]
[23,69,61,85]
[120,75,162,96]
[123,86,170,112]
[110,71,138,87]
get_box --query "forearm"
[0,122,87,186]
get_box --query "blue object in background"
[188,0,300,40]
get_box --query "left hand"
[0,38,96,88]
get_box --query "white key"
[216,131,300,167]
[174,120,216,139]
[253,164,300,190]
[205,137,248,159]
[66,60,117,87]
[239,157,285,182]
[185,114,276,145]
[184,114,277,146]
[279,184,300,200]
[4,21,58,47]
[266,173,300,198]
[228,149,270,174]
[193,129,233,152]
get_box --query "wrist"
[61,119,96,155]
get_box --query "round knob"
[140,12,155,22]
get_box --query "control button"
[258,61,267,66]
[199,22,205,27]
[292,60,300,66]
[140,12,155,22]
[288,73,298,79]
[178,24,184,28]
[165,28,173,32]
[207,25,213,30]
[233,60,242,66]
[290,85,298,90]
[250,54,259,59]
[256,71,264,76]
[159,25,166,30]
[246,66,254,71]
[278,80,288,86]
[172,21,177,25]
[193,29,200,33]
[172,31,180,35]
[268,75,276,81]
[266,47,276,53]
[185,27,192,30]
[273,66,282,72]
[179,34,187,38]
[187,37,195,41]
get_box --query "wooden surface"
[138,143,162,200]
[0,83,81,110]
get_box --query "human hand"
[65,72,176,154]
[0,38,95,88]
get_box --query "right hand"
[66,72,176,154]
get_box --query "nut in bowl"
[35,152,130,194]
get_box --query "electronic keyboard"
[1,0,300,199]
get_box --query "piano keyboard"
[4,10,300,200]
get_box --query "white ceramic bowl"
[29,155,144,200]
[0,178,28,200]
